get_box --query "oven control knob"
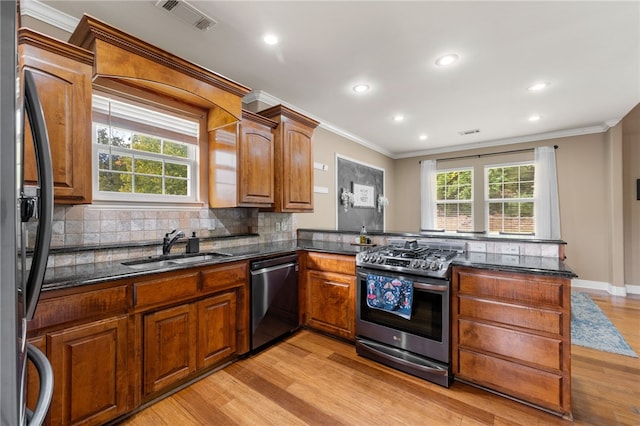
[422,262,429,269]
[430,261,441,271]
[377,256,385,264]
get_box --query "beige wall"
[294,127,395,231]
[623,104,640,287]
[393,133,622,286]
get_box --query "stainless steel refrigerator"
[1,1,54,424]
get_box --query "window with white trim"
[485,163,535,234]
[435,168,473,232]
[92,94,199,203]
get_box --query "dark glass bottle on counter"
[186,232,200,253]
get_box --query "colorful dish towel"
[366,274,413,319]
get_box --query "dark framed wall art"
[336,155,386,232]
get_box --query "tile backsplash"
[32,205,295,267]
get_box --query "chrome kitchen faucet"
[162,229,185,255]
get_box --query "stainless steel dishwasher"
[250,254,299,352]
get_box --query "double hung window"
[92,94,199,203]
[486,163,535,234]
[435,168,473,232]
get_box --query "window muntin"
[92,95,199,203]
[435,168,473,232]
[486,163,535,234]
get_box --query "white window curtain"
[420,159,437,230]
[534,146,561,239]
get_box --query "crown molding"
[20,0,79,33]
[394,123,614,159]
[244,90,394,158]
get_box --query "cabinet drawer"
[456,268,564,307]
[459,296,562,335]
[31,284,128,330]
[457,349,564,412]
[458,319,562,370]
[305,252,355,275]
[201,262,247,293]
[134,272,199,309]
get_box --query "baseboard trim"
[571,279,639,296]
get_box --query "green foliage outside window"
[487,164,535,234]
[96,125,191,196]
[435,169,473,232]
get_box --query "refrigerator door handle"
[22,69,53,320]
[25,343,53,426]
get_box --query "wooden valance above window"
[68,15,251,131]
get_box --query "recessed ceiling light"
[352,84,370,93]
[528,114,541,122]
[435,54,459,67]
[419,134,428,141]
[528,82,549,92]
[393,115,405,122]
[263,34,278,45]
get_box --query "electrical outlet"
[500,244,520,255]
[281,221,288,231]
[275,222,281,232]
[468,242,486,252]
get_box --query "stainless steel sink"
[122,252,232,269]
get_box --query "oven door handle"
[413,282,449,292]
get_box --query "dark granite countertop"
[452,252,576,278]
[42,238,574,292]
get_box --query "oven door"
[356,267,450,363]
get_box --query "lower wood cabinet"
[451,266,571,417]
[142,291,238,397]
[27,260,249,425]
[300,252,356,340]
[48,316,129,426]
[143,304,197,396]
[197,292,237,369]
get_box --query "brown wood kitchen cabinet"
[209,111,278,208]
[27,282,131,426]
[451,266,571,418]
[26,259,249,425]
[134,262,247,399]
[48,316,129,425]
[300,252,356,340]
[258,105,319,212]
[18,28,94,204]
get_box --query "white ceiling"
[27,0,640,159]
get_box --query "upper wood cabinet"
[18,29,94,204]
[209,111,277,208]
[258,105,319,212]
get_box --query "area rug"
[571,291,638,357]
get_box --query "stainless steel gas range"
[355,239,465,387]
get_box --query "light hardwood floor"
[118,290,640,426]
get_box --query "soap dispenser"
[186,232,200,253]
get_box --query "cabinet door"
[48,316,129,426]
[239,120,274,206]
[197,292,237,369]
[143,304,197,396]
[19,30,93,204]
[305,270,355,340]
[279,119,314,211]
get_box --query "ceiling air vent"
[154,0,217,31]
[458,129,480,136]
